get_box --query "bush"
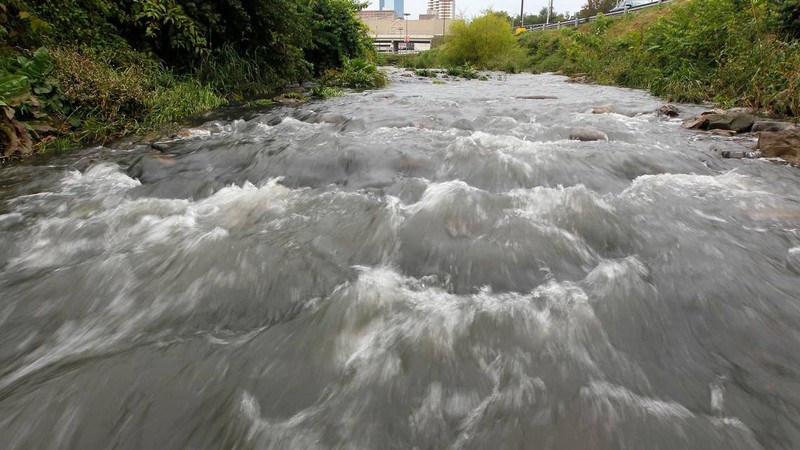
[321,58,388,90]
[438,12,528,70]
[414,68,437,77]
[51,47,152,123]
[445,64,479,79]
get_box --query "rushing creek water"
[1,70,800,449]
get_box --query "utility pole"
[519,0,524,28]
[546,0,553,25]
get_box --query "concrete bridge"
[360,18,453,53]
[372,35,435,53]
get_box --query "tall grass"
[145,79,226,128]
[194,45,287,99]
[519,0,800,116]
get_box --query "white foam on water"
[622,171,769,201]
[510,183,616,218]
[238,391,324,449]
[584,256,652,300]
[581,380,695,423]
[0,175,318,394]
[693,208,730,223]
[710,377,726,414]
[62,162,141,193]
[319,267,649,415]
[406,180,487,215]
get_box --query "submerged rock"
[314,113,348,124]
[590,105,614,114]
[450,118,475,130]
[569,127,608,141]
[516,95,558,100]
[714,149,762,159]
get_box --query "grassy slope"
[520,0,799,116]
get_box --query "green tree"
[306,0,374,74]
[515,6,567,25]
[579,0,617,17]
[439,11,527,69]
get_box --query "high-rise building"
[426,0,454,19]
[378,0,404,18]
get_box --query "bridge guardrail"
[524,0,671,32]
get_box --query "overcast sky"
[367,0,589,19]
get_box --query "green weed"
[310,86,346,99]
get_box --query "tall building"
[426,0,454,19]
[378,0,404,18]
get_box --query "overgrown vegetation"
[320,58,389,90]
[377,11,528,74]
[0,0,385,159]
[520,0,800,115]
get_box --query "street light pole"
[403,13,410,51]
[442,6,445,38]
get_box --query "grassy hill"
[519,0,800,116]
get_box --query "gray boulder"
[683,110,758,134]
[705,113,756,133]
[752,120,794,133]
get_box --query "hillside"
[519,0,800,116]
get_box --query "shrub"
[445,64,479,79]
[414,68,437,77]
[438,12,528,70]
[321,58,388,90]
[50,47,151,123]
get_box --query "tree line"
[1,0,374,83]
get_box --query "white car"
[610,0,652,11]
